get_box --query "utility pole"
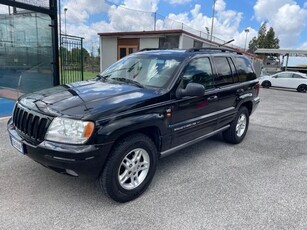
[244,28,250,50]
[154,12,157,31]
[210,0,216,41]
[59,0,62,35]
[64,7,67,35]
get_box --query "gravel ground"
[0,88,307,230]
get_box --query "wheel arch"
[297,84,307,92]
[111,126,162,152]
[239,101,253,115]
[261,80,271,87]
[96,124,163,178]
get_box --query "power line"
[104,1,211,38]
[92,1,241,49]
[105,0,154,14]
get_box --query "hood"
[18,80,164,119]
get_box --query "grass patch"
[84,71,98,80]
[60,71,99,83]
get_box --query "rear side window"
[234,56,256,82]
[213,57,233,87]
[293,74,305,79]
[276,72,293,78]
[227,57,239,83]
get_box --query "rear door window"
[227,57,239,83]
[213,57,233,87]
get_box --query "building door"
[118,46,138,59]
[117,38,139,60]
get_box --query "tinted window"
[227,57,239,83]
[214,57,233,86]
[235,56,256,82]
[276,72,293,78]
[181,58,214,90]
[293,74,305,79]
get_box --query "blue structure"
[0,98,15,117]
[0,0,59,117]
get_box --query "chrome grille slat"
[32,116,39,139]
[16,108,23,128]
[27,114,33,136]
[12,104,50,143]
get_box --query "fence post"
[50,0,60,86]
[81,38,84,81]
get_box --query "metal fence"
[60,34,84,84]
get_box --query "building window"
[193,40,203,48]
[159,36,179,49]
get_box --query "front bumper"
[251,96,260,114]
[7,118,113,178]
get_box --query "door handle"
[207,95,218,101]
[236,88,244,93]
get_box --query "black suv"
[7,48,260,202]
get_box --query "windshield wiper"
[111,77,144,88]
[98,68,132,79]
[96,74,108,81]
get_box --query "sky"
[60,0,307,55]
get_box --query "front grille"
[12,104,51,143]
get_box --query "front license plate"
[10,136,24,154]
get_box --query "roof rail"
[139,48,161,52]
[186,47,243,55]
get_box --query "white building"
[98,29,223,71]
[98,29,262,76]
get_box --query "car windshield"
[98,54,182,88]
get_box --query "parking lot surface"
[1,88,307,230]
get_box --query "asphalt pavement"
[0,88,307,230]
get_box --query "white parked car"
[259,71,307,92]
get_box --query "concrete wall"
[100,37,117,71]
[180,34,194,49]
[202,41,217,48]
[252,59,263,78]
[139,38,159,50]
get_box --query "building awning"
[255,49,307,57]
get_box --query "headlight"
[45,117,94,144]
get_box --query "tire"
[297,84,307,93]
[98,133,158,203]
[261,81,271,88]
[223,107,249,144]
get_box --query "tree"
[265,27,279,49]
[248,22,279,53]
[71,47,90,63]
[60,46,70,60]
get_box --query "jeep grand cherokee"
[8,48,260,202]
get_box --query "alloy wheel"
[118,148,150,190]
[236,114,247,137]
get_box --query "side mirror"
[176,83,205,98]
